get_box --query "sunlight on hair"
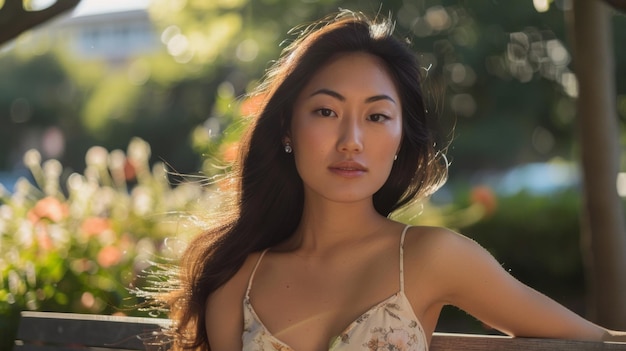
[369,21,391,38]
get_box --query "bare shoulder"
[207,251,262,305]
[403,225,481,260]
[404,225,497,273]
[205,251,263,350]
[402,226,498,297]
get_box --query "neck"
[281,196,389,254]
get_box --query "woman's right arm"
[205,253,260,350]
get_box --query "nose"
[337,118,363,154]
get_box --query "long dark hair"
[167,10,447,350]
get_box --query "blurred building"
[60,9,158,64]
[9,1,159,65]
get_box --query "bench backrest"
[14,311,172,351]
[14,311,626,351]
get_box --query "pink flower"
[124,159,137,181]
[27,196,68,223]
[97,245,123,268]
[470,185,498,215]
[240,94,265,117]
[221,142,240,163]
[80,217,112,237]
[35,224,53,251]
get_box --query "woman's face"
[289,52,403,206]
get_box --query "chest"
[247,251,409,350]
[244,292,428,351]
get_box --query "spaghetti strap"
[399,224,411,292]
[245,249,269,298]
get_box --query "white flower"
[67,173,85,192]
[17,221,34,248]
[14,177,33,197]
[0,183,9,198]
[85,146,108,168]
[128,137,151,164]
[132,186,152,216]
[43,159,62,179]
[48,224,69,248]
[0,204,13,220]
[23,149,41,169]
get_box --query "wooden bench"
[14,311,172,351]
[13,311,626,350]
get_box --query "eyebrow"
[309,88,397,105]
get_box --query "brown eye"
[315,108,336,117]
[367,114,388,122]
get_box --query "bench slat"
[431,332,626,351]
[14,311,626,351]
[14,345,137,351]
[15,311,171,351]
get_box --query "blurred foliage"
[0,138,222,349]
[463,189,583,292]
[1,0,624,178]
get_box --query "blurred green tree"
[0,53,89,171]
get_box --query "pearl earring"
[284,143,293,154]
[394,154,398,161]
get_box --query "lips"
[328,161,368,177]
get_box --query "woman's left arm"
[430,228,626,341]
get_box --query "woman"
[166,10,626,351]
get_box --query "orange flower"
[81,292,95,309]
[35,224,53,251]
[81,217,112,237]
[239,94,265,117]
[27,196,69,223]
[221,142,240,163]
[470,185,498,216]
[97,245,123,268]
[124,159,137,181]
